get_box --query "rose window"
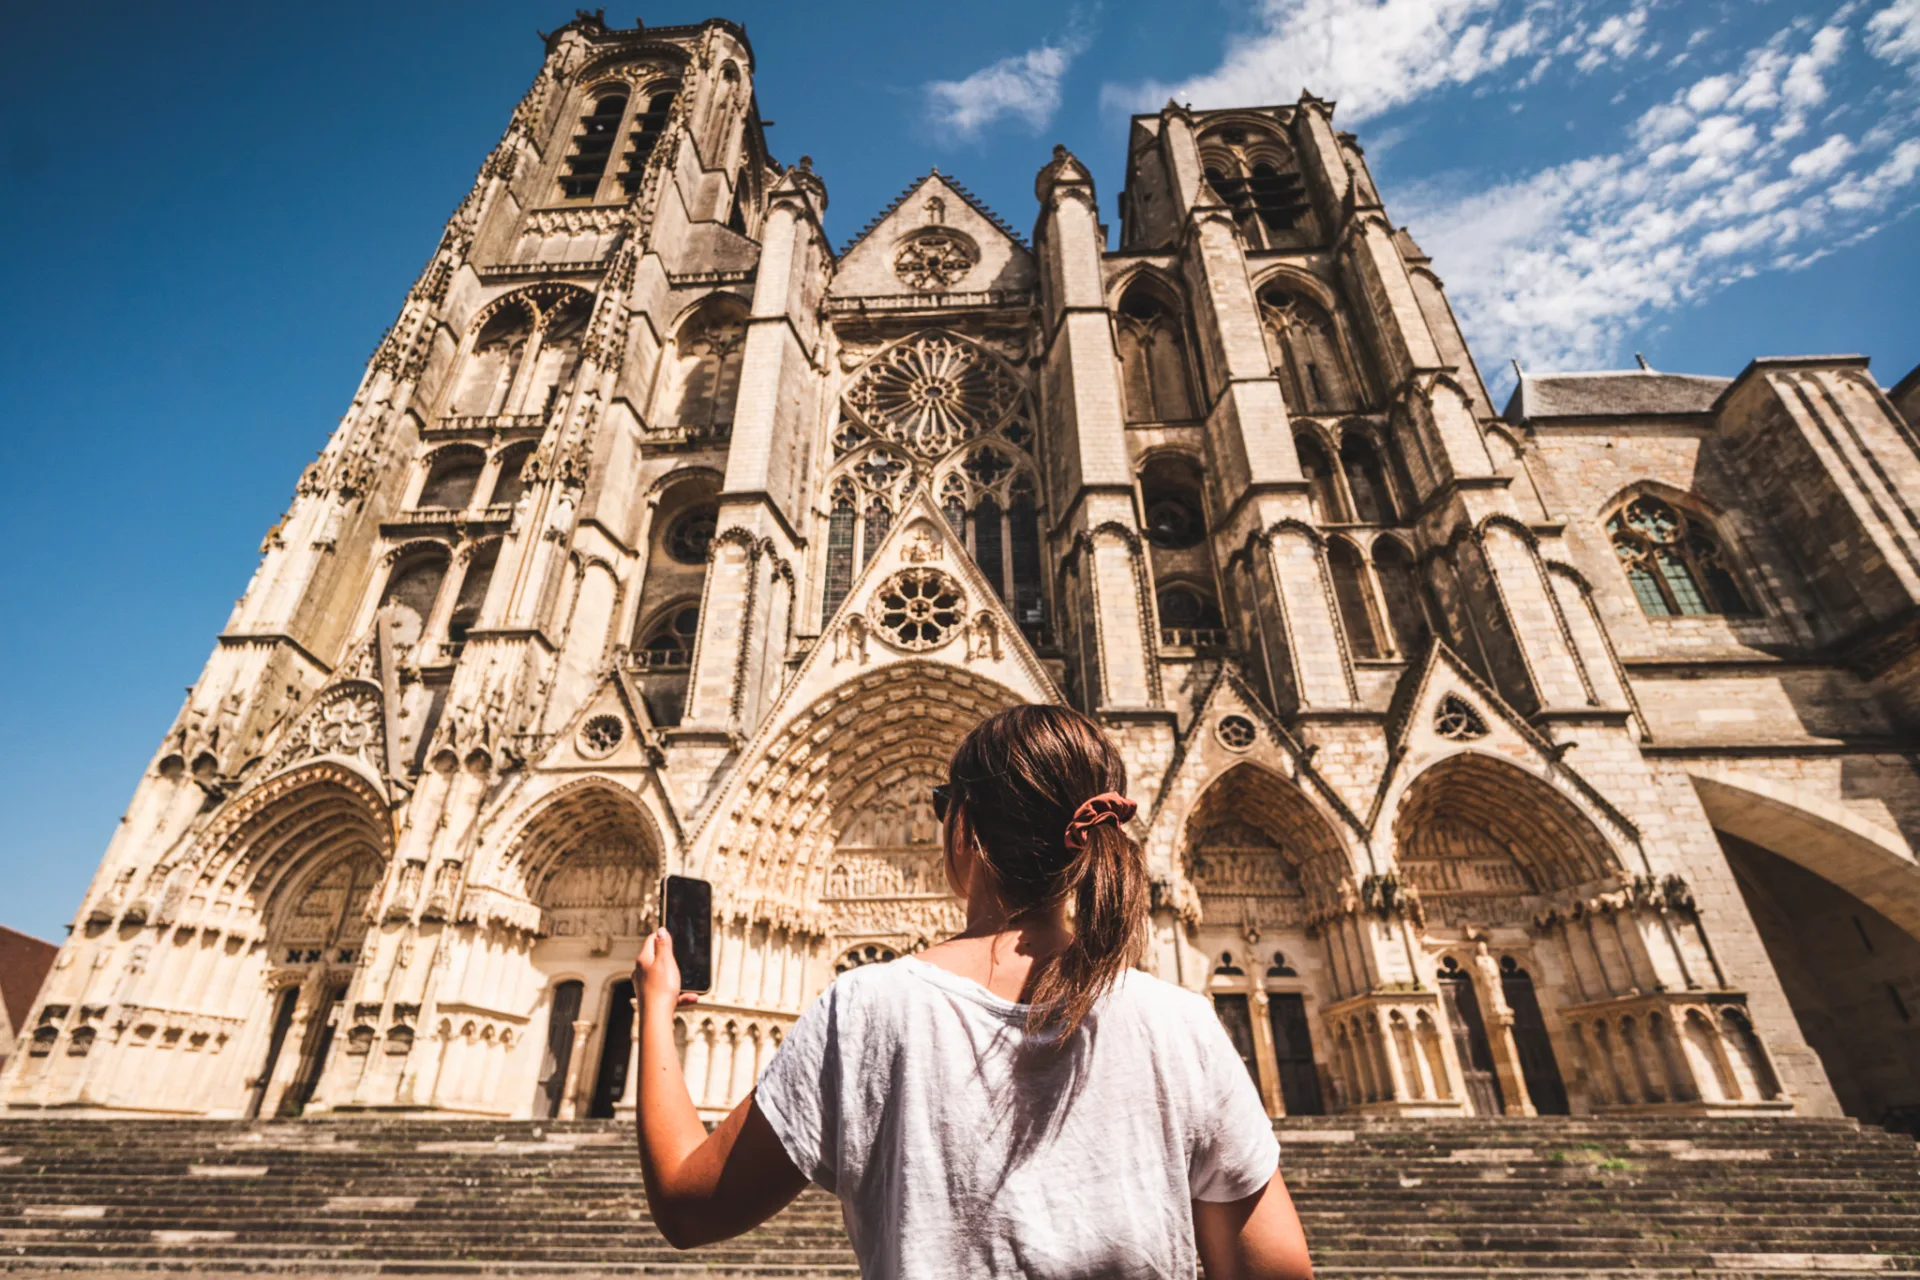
[1433,695,1488,741]
[871,568,966,650]
[842,332,1022,460]
[893,233,976,291]
[579,714,626,757]
[1217,714,1257,750]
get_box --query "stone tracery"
[841,330,1023,460]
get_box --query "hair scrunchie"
[1064,792,1138,849]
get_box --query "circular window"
[893,232,977,291]
[1217,714,1257,751]
[666,506,717,565]
[1157,585,1210,629]
[871,568,966,650]
[578,714,626,758]
[1144,498,1203,550]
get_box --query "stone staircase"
[1,1115,1918,1276]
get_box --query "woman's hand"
[634,927,700,1014]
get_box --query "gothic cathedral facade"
[11,14,1920,1128]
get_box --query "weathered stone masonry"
[9,13,1918,1127]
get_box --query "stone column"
[1033,147,1158,713]
[557,1020,595,1121]
[1247,987,1286,1117]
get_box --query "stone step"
[0,1116,1914,1278]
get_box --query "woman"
[633,704,1313,1279]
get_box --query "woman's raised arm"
[632,929,808,1249]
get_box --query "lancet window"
[1323,531,1433,661]
[626,473,721,726]
[1140,453,1227,650]
[654,296,747,442]
[1327,537,1383,660]
[1296,433,1343,522]
[1260,286,1362,415]
[1199,126,1316,249]
[1340,433,1396,524]
[1116,281,1197,424]
[451,302,533,417]
[521,296,588,420]
[447,288,593,423]
[560,90,629,199]
[416,447,485,511]
[447,541,500,648]
[1606,495,1753,618]
[619,86,680,195]
[486,443,537,508]
[380,546,451,649]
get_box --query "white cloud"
[1101,0,1685,121]
[924,28,1092,141]
[1867,0,1920,62]
[1577,4,1650,73]
[1399,19,1920,380]
[1103,0,1546,122]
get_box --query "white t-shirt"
[754,956,1279,1279]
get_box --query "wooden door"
[535,980,584,1119]
[1266,992,1324,1116]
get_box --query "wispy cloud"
[1868,0,1920,64]
[1103,0,1917,388]
[1399,14,1920,383]
[1102,0,1575,121]
[925,22,1094,141]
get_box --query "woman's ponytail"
[943,706,1150,1041]
[1030,814,1149,1040]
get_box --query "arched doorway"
[208,766,391,1119]
[1721,832,1920,1126]
[259,851,380,1117]
[1182,765,1346,1116]
[508,783,661,1120]
[1394,753,1623,1116]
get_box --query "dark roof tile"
[1504,370,1731,422]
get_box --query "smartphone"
[659,874,713,994]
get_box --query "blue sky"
[1,0,1915,938]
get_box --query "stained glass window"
[823,499,856,623]
[1606,496,1752,618]
[974,495,1005,602]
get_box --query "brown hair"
[944,704,1148,1039]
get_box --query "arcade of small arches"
[11,661,1920,1127]
[1175,750,1793,1120]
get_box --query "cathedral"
[9,13,1920,1132]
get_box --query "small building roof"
[1504,369,1732,424]
[0,924,56,1036]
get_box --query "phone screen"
[660,875,713,994]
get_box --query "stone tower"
[10,14,1919,1129]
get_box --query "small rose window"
[872,568,965,650]
[579,714,626,757]
[894,233,977,291]
[1217,714,1257,750]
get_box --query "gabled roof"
[841,168,1028,256]
[0,924,56,1035]
[1504,368,1732,423]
